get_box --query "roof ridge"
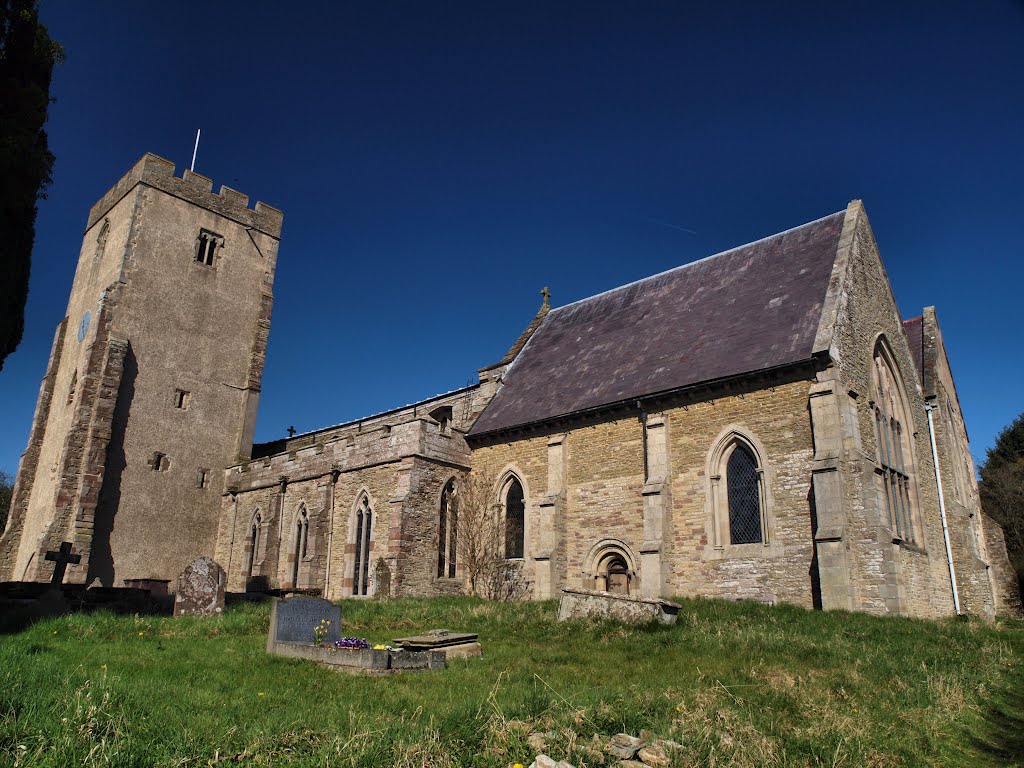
[549,209,847,315]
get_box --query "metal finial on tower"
[541,286,550,308]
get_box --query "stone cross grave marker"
[174,556,226,617]
[269,595,341,646]
[45,541,81,586]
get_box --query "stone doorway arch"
[584,539,638,596]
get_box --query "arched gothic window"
[437,479,458,578]
[872,341,918,544]
[503,478,525,560]
[352,495,373,596]
[292,507,309,588]
[245,512,262,581]
[708,432,768,549]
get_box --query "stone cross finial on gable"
[287,425,296,437]
[45,541,81,586]
[541,286,550,308]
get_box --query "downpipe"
[925,401,961,615]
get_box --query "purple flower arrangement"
[330,637,371,650]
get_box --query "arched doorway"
[586,541,637,596]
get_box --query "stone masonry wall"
[220,387,480,599]
[0,319,66,579]
[5,184,140,581]
[469,375,819,606]
[94,167,280,586]
[820,204,954,618]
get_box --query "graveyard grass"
[2,598,1023,767]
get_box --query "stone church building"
[1,153,1018,619]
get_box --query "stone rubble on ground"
[636,743,670,767]
[606,733,646,759]
[525,730,680,768]
[528,754,575,768]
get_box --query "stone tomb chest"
[557,588,681,625]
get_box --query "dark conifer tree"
[979,412,1024,592]
[0,0,62,370]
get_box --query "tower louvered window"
[195,229,222,266]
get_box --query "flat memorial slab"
[392,628,482,658]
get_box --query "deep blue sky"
[2,1,1022,476]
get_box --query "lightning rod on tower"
[191,129,201,171]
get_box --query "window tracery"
[437,478,458,578]
[872,339,919,544]
[352,495,373,596]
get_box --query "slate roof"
[902,316,924,386]
[470,210,848,437]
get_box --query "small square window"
[429,406,453,435]
[150,452,168,471]
[195,229,223,267]
[174,389,190,409]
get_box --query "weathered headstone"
[268,595,341,646]
[372,558,391,599]
[174,556,226,617]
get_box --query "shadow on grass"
[973,681,1024,766]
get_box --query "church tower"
[0,154,283,586]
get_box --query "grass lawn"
[1,596,1022,767]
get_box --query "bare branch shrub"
[454,470,532,601]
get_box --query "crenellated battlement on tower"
[87,153,283,237]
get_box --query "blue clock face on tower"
[77,311,91,343]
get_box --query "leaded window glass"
[505,479,525,559]
[727,444,762,545]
